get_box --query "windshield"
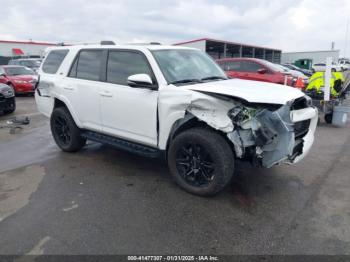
[152,49,227,85]
[274,64,290,72]
[21,60,41,67]
[258,60,286,73]
[4,67,34,76]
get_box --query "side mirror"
[127,74,155,89]
[0,73,6,78]
[257,68,267,74]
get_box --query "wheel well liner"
[54,98,67,108]
[166,114,235,156]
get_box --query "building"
[0,40,57,65]
[174,38,282,63]
[281,50,340,64]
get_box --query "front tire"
[4,99,16,114]
[168,128,235,196]
[50,107,86,152]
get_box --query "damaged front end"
[226,97,318,168]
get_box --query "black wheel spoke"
[176,143,215,187]
[54,115,71,146]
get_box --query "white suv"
[35,43,318,196]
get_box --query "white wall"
[281,50,340,64]
[0,42,53,57]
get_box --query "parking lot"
[0,95,348,255]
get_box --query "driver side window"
[106,51,154,86]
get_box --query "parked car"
[275,64,309,87]
[0,83,15,114]
[282,63,313,77]
[0,66,37,95]
[338,59,350,71]
[216,58,295,86]
[35,44,318,196]
[311,62,342,72]
[8,58,41,73]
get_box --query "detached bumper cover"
[227,103,318,168]
[0,96,15,111]
[288,107,318,164]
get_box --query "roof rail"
[100,41,115,45]
[126,42,162,46]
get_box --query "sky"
[1,0,350,56]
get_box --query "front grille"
[291,139,304,160]
[294,120,311,139]
[291,97,309,110]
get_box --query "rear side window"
[241,61,262,72]
[69,50,103,81]
[42,50,69,74]
[106,51,153,85]
[226,61,243,71]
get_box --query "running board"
[81,131,161,158]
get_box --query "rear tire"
[50,107,86,152]
[168,128,235,196]
[325,113,333,124]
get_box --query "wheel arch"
[52,96,83,128]
[165,113,235,157]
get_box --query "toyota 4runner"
[35,43,318,196]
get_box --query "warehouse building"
[174,38,282,63]
[0,40,56,64]
[281,50,340,64]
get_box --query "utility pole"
[344,18,349,58]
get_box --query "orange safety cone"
[294,77,305,89]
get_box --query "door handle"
[63,86,74,90]
[99,91,113,97]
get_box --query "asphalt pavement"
[0,96,349,255]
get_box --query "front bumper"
[13,82,35,94]
[227,98,318,168]
[286,107,318,164]
[0,96,15,111]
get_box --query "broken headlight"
[228,106,261,126]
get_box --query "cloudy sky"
[1,0,350,55]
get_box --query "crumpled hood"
[183,78,305,105]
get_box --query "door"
[225,60,244,78]
[99,50,158,147]
[63,49,104,131]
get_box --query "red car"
[216,58,295,86]
[0,65,37,95]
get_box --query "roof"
[283,50,340,54]
[216,57,265,62]
[0,40,56,46]
[173,37,281,51]
[45,44,195,52]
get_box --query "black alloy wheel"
[176,143,215,187]
[53,115,71,146]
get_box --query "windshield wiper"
[169,79,202,85]
[201,76,228,81]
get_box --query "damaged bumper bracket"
[227,105,318,168]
